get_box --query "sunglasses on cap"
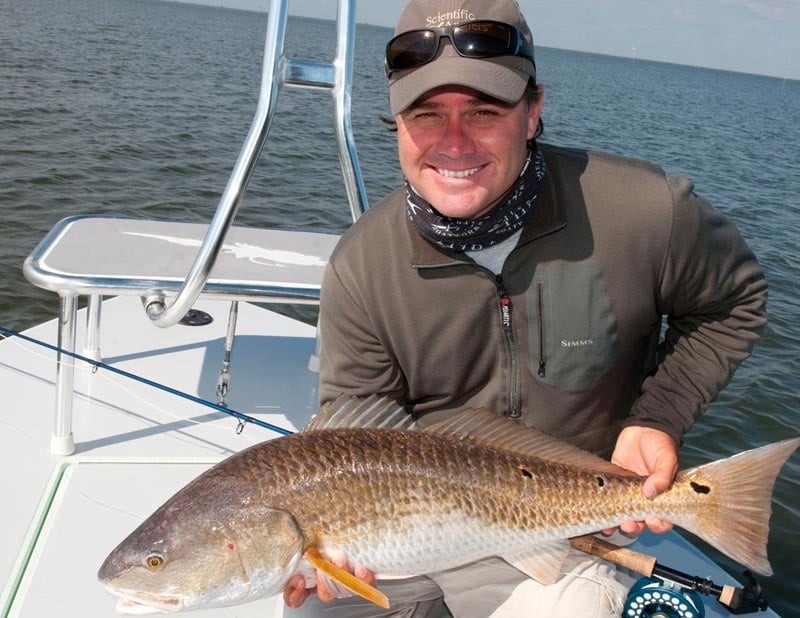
[385,20,534,77]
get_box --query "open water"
[1,0,799,614]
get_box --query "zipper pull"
[497,276,512,332]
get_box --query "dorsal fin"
[424,409,637,477]
[305,396,634,477]
[303,394,418,432]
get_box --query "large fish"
[98,396,799,614]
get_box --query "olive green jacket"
[318,144,767,457]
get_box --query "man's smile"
[434,165,483,179]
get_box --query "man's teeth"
[436,166,480,178]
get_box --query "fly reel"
[623,577,705,618]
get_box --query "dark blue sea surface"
[1,0,799,614]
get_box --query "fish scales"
[195,428,654,573]
[98,396,799,614]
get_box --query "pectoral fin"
[501,540,571,585]
[423,410,637,478]
[303,546,390,609]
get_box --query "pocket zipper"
[536,280,547,378]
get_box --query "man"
[285,0,767,615]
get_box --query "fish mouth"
[103,587,181,615]
[115,598,178,615]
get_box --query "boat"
[0,0,784,616]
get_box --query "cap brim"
[389,53,533,116]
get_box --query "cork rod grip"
[569,535,657,577]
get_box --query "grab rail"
[143,0,367,327]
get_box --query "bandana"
[406,145,547,252]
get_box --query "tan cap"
[388,0,536,115]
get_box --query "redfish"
[98,396,798,613]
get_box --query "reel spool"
[623,577,705,618]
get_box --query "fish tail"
[672,437,799,576]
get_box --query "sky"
[180,0,800,81]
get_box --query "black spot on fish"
[520,467,534,479]
[596,476,605,488]
[691,481,711,494]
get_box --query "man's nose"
[437,117,475,158]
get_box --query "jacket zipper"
[536,281,547,378]
[496,275,520,419]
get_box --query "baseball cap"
[388,0,537,115]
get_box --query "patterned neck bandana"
[405,145,547,252]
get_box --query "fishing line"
[0,328,258,444]
[0,419,50,454]
[0,325,294,437]
[71,479,149,521]
[87,364,263,448]
[2,329,262,448]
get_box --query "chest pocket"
[525,262,618,391]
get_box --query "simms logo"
[561,339,595,348]
[426,9,476,26]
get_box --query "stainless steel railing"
[143,0,367,327]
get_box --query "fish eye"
[145,553,165,570]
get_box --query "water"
[1,0,799,613]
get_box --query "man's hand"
[282,553,376,609]
[606,425,678,536]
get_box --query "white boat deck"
[1,296,319,617]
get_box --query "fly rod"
[570,535,769,615]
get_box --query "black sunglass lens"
[453,22,512,57]
[388,30,438,70]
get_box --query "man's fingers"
[316,554,360,602]
[645,455,678,496]
[316,569,337,603]
[283,575,311,608]
[602,515,671,538]
[354,565,376,585]
[618,519,646,536]
[282,552,376,606]
[645,516,673,534]
[601,520,645,537]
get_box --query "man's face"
[396,85,543,220]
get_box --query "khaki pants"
[284,548,632,618]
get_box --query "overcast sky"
[179,0,799,80]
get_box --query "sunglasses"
[385,20,534,77]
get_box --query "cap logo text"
[425,9,476,27]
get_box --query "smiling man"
[284,0,767,616]
[397,85,541,221]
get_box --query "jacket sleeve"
[623,175,768,443]
[317,255,407,406]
